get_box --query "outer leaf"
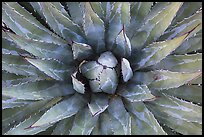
[36,2,85,43]
[127,2,153,38]
[107,2,130,50]
[69,107,99,135]
[145,93,202,135]
[90,2,104,19]
[173,31,202,54]
[88,93,109,116]
[30,93,87,127]
[2,54,47,77]
[160,10,202,41]
[2,2,66,45]
[118,83,155,102]
[100,97,131,135]
[133,31,190,70]
[131,70,201,90]
[113,28,132,58]
[121,58,133,82]
[66,2,83,26]
[2,98,31,109]
[160,85,202,104]
[171,2,202,26]
[6,32,73,65]
[3,80,75,100]
[25,58,74,81]
[131,2,182,50]
[124,101,166,135]
[71,41,93,61]
[52,116,74,135]
[50,2,70,18]
[81,2,106,53]
[71,71,85,94]
[151,53,202,72]
[5,112,52,135]
[2,100,50,134]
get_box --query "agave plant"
[2,2,202,135]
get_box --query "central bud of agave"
[80,51,118,94]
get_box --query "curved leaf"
[100,97,131,135]
[173,31,202,54]
[34,2,85,43]
[81,2,106,53]
[170,2,202,28]
[2,2,66,45]
[107,2,130,50]
[145,93,202,135]
[133,31,190,70]
[5,111,52,135]
[25,58,74,81]
[113,28,132,58]
[118,83,155,102]
[121,58,133,82]
[88,93,109,116]
[124,101,166,135]
[131,70,202,90]
[131,2,182,50]
[69,107,99,135]
[71,71,85,94]
[127,2,153,38]
[3,80,75,100]
[6,31,73,65]
[52,116,74,135]
[66,2,83,26]
[30,93,87,127]
[160,9,202,40]
[71,41,93,61]
[160,85,202,104]
[2,54,47,77]
[151,53,202,72]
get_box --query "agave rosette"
[2,2,202,135]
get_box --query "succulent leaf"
[71,41,93,61]
[69,107,99,135]
[3,80,75,100]
[160,10,202,40]
[2,54,47,77]
[113,28,132,58]
[103,97,131,135]
[30,93,87,127]
[107,2,130,50]
[52,116,74,135]
[65,2,83,26]
[133,28,190,70]
[2,2,66,45]
[25,58,74,81]
[5,111,52,135]
[71,72,85,94]
[145,93,202,135]
[131,70,202,90]
[88,93,109,116]
[131,2,182,50]
[118,84,155,102]
[121,58,133,82]
[81,2,106,53]
[124,101,166,135]
[152,53,202,72]
[160,85,202,104]
[6,31,73,65]
[127,2,153,38]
